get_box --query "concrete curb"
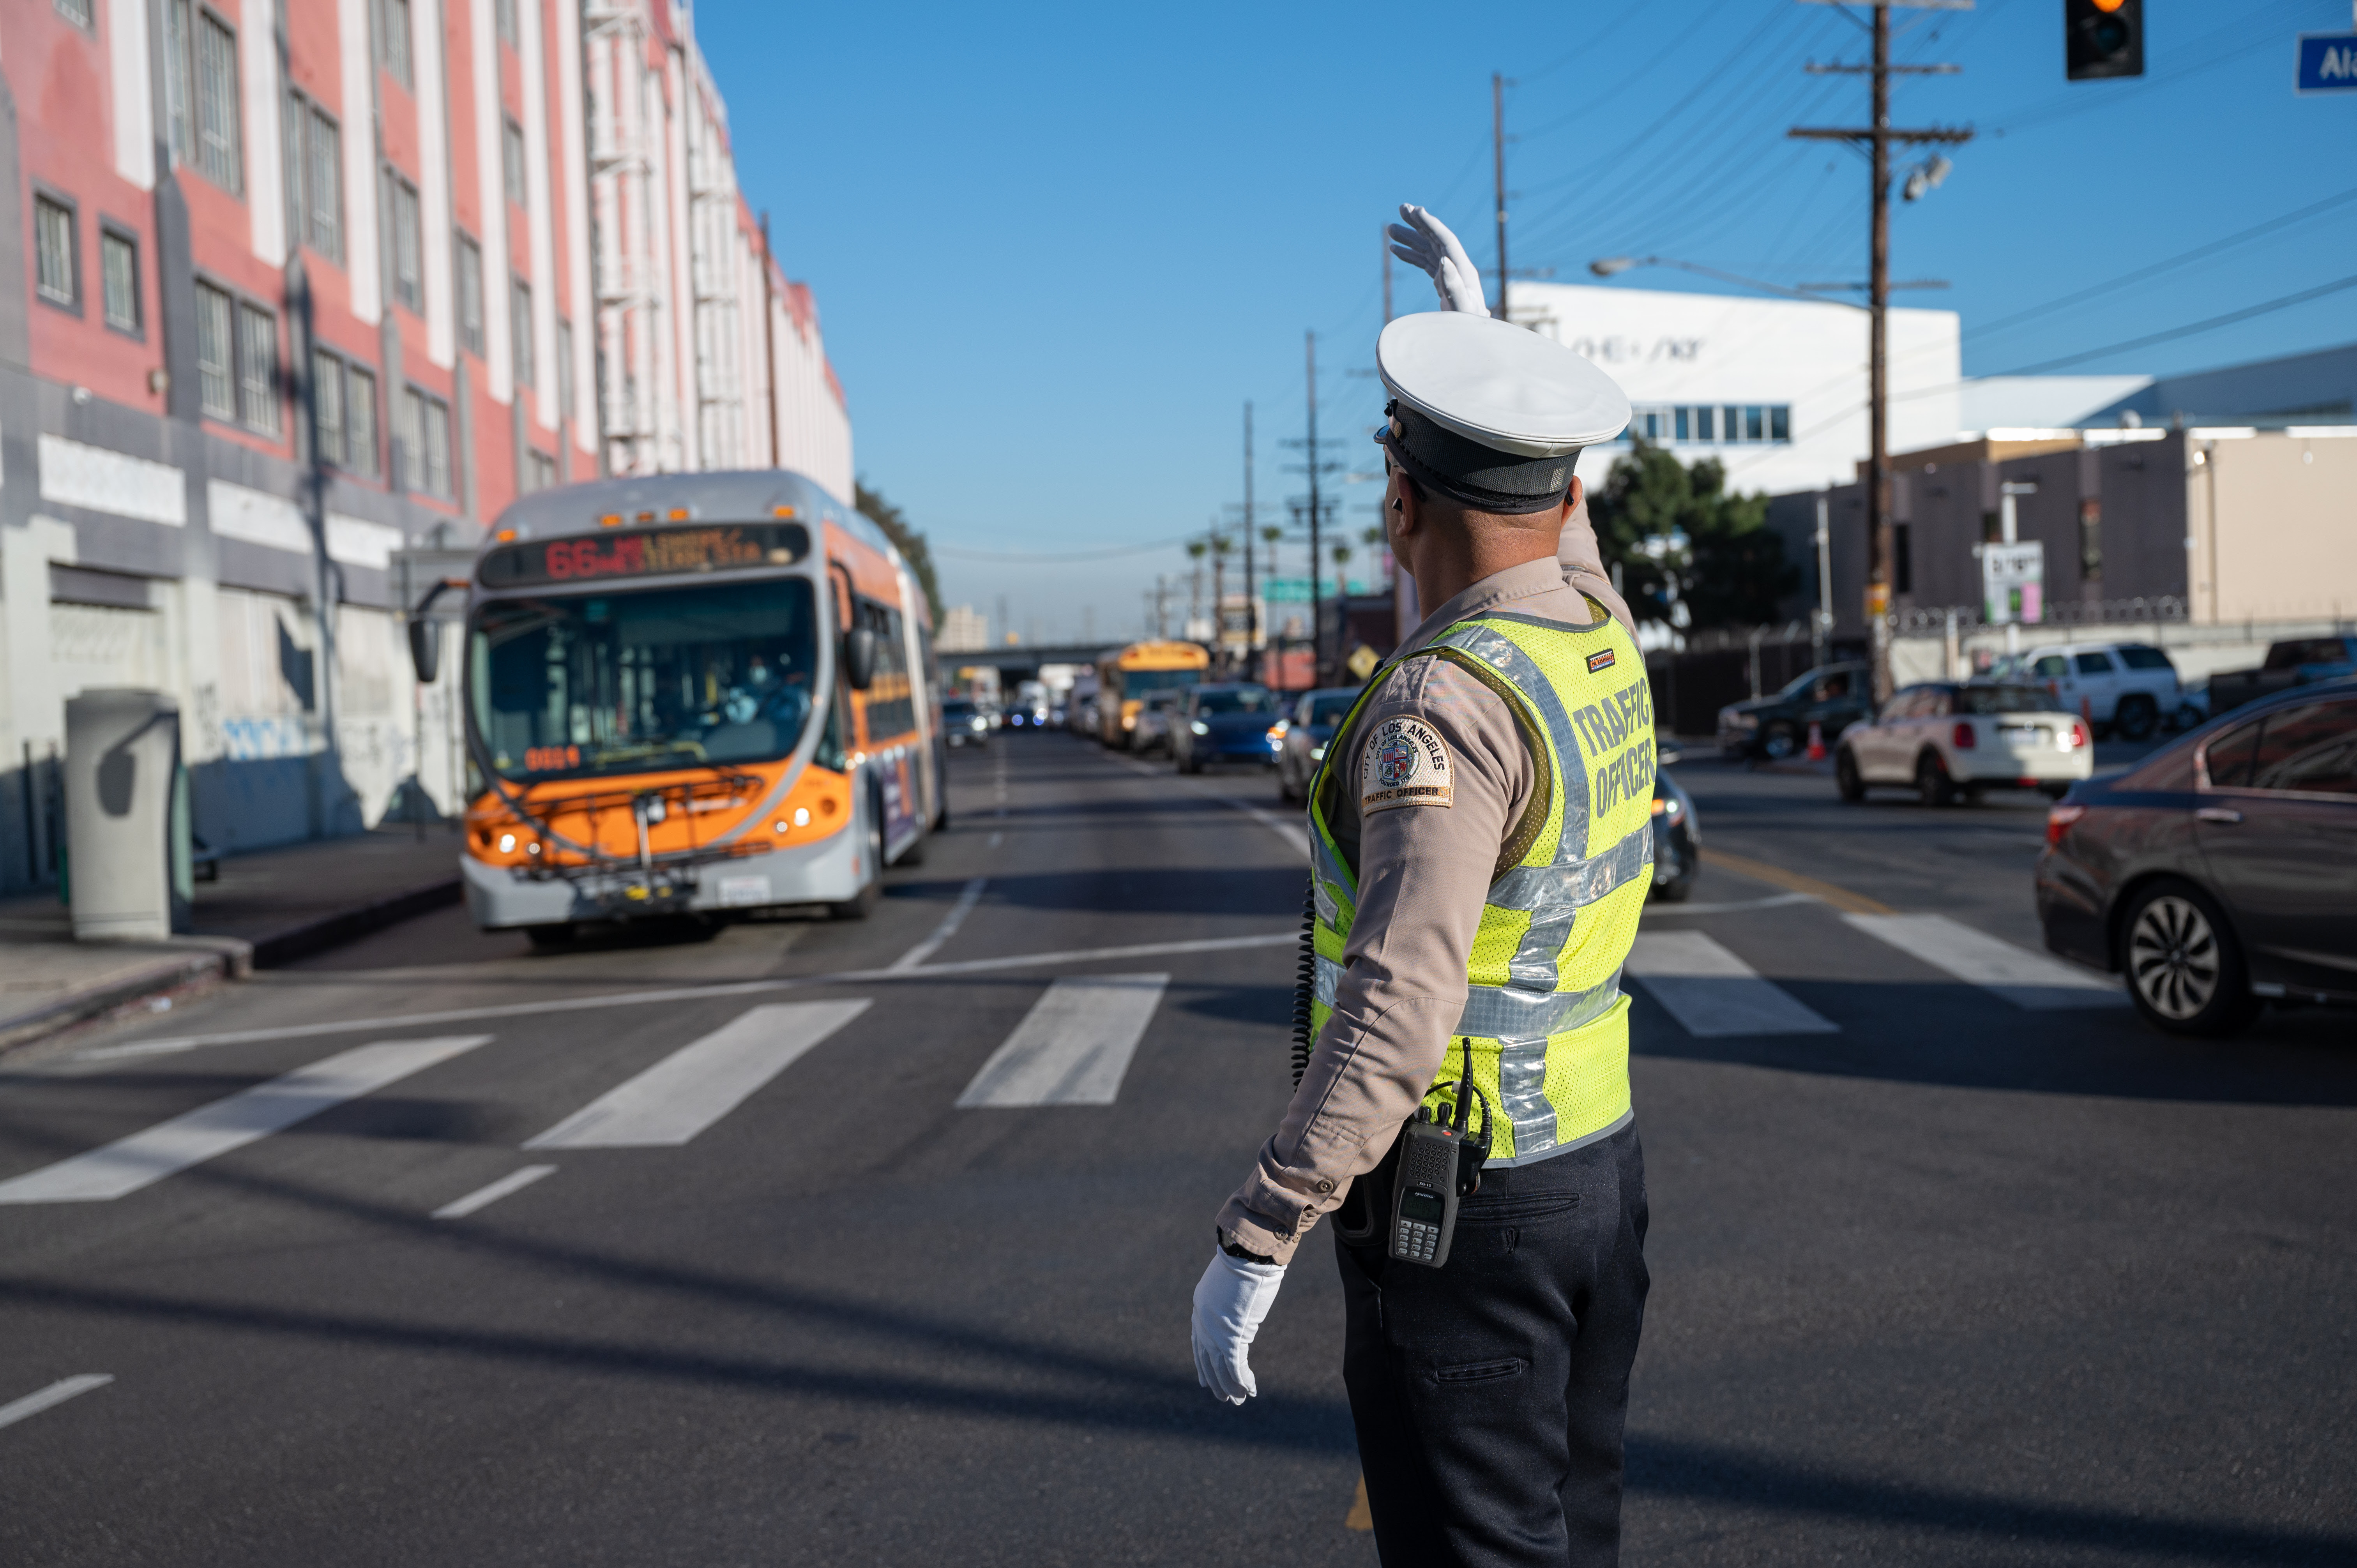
[0,875,462,1055]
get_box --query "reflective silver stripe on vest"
[1488,1107,1634,1169]
[1315,950,1341,1009]
[1424,620,1594,858]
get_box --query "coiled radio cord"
[1290,876,1317,1086]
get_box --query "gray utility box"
[64,689,194,941]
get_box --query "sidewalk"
[0,824,465,1052]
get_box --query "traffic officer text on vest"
[1189,205,1657,1567]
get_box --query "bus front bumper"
[463,823,866,930]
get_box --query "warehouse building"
[0,0,850,897]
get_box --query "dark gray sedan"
[2036,680,2357,1036]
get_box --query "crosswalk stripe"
[1626,932,1839,1038]
[0,1037,493,1204]
[956,975,1169,1108]
[1842,913,2124,1009]
[0,1374,113,1432]
[523,1000,870,1149]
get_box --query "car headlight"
[1309,745,1325,761]
[1190,720,1209,735]
[1649,796,1681,819]
[1122,714,1136,729]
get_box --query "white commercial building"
[1502,282,1961,497]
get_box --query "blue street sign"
[2297,33,2357,93]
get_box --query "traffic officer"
[1191,205,1655,1567]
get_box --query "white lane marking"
[956,975,1169,1108]
[890,878,987,972]
[81,933,1293,1058]
[525,1001,870,1149]
[431,1164,557,1219]
[0,1037,493,1204]
[0,1374,113,1432]
[1641,892,1818,916]
[1626,932,1839,1038]
[1843,913,2125,1009]
[1110,755,1308,859]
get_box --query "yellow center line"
[1698,846,1893,916]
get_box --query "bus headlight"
[498,833,516,853]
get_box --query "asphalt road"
[0,733,2350,1566]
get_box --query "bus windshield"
[1119,666,1205,694]
[470,577,820,780]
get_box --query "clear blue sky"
[700,0,2357,644]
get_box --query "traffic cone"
[1806,722,1826,762]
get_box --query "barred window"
[346,366,379,476]
[556,318,573,419]
[494,0,516,46]
[398,386,451,496]
[511,277,533,389]
[389,172,422,312]
[101,230,139,332]
[456,235,484,355]
[195,11,241,194]
[422,393,451,496]
[34,196,76,307]
[396,386,424,491]
[164,0,194,167]
[308,109,342,259]
[502,118,527,208]
[55,0,94,27]
[527,450,556,491]
[313,349,345,466]
[379,0,412,87]
[195,282,235,419]
[237,302,279,434]
[281,90,305,251]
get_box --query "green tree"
[1585,440,1797,629]
[854,481,941,622]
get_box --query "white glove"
[1387,204,1489,316]
[1191,1248,1286,1404]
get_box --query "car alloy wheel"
[1915,751,1957,807]
[2114,694,2158,742]
[2127,894,2220,1021]
[1761,722,1799,760]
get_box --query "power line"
[1989,271,2357,376]
[1967,184,2357,340]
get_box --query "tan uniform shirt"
[1216,526,1636,1265]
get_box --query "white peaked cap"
[1377,312,1631,458]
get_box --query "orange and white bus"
[440,471,943,941]
[1095,640,1212,747]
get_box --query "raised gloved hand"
[1387,204,1488,316]
[1191,1248,1286,1404]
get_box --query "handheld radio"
[1387,1038,1492,1269]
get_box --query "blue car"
[1172,684,1282,774]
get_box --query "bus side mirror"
[843,627,877,691]
[408,619,440,684]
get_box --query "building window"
[195,281,235,419]
[1893,524,1912,595]
[511,277,533,389]
[1744,405,1764,442]
[314,348,344,465]
[456,234,484,355]
[193,9,242,193]
[494,0,516,46]
[398,386,451,496]
[1693,406,1714,442]
[55,0,94,30]
[527,450,557,490]
[237,302,279,434]
[388,171,422,312]
[1770,406,1790,443]
[34,195,77,308]
[555,318,573,418]
[502,118,527,208]
[284,96,343,261]
[101,229,139,332]
[346,365,379,476]
[378,0,412,87]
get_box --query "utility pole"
[1242,402,1257,663]
[1493,72,1509,324]
[1790,0,1972,702]
[1306,331,1324,685]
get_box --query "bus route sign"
[479,522,809,589]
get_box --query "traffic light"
[2065,0,2143,81]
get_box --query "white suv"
[1836,681,2093,805]
[1992,642,2180,741]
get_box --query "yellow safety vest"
[1308,602,1655,1165]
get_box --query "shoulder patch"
[1586,648,1617,674]
[1360,715,1454,812]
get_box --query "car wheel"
[2120,880,2260,1037]
[1760,722,1799,761]
[1915,750,1958,807]
[2114,694,2158,742]
[1835,747,1866,802]
[524,923,576,950]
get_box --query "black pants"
[1336,1123,1649,1568]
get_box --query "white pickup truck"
[1991,642,2181,741]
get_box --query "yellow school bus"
[1095,640,1211,747]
